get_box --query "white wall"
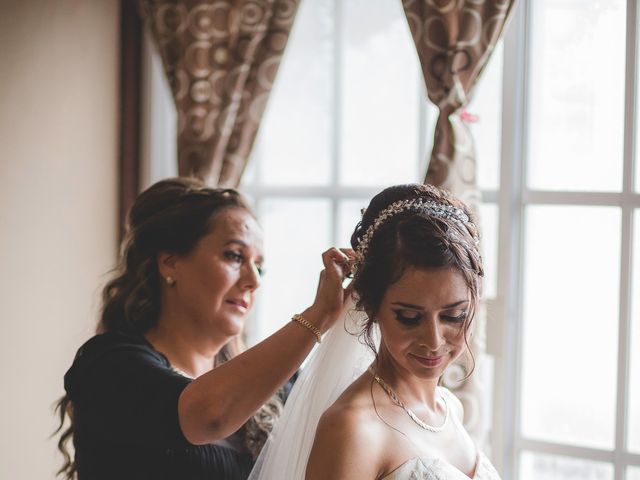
[0,1,119,478]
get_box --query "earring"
[165,276,175,286]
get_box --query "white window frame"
[140,2,640,477]
[240,0,434,348]
[490,1,640,478]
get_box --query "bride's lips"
[409,353,443,368]
[226,298,249,311]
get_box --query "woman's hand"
[304,247,356,333]
[179,248,357,444]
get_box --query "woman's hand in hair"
[306,247,355,333]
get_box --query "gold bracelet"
[291,313,322,343]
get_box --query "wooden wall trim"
[118,0,143,240]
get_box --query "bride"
[249,184,499,479]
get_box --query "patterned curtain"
[402,0,516,445]
[140,0,300,187]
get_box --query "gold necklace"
[369,368,448,433]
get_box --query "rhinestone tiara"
[353,197,478,273]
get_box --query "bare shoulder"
[305,376,387,480]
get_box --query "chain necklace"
[369,368,449,433]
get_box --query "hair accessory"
[291,313,322,343]
[165,276,175,286]
[353,197,478,275]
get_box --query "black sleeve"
[280,370,299,404]
[69,344,194,449]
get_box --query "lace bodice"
[381,452,501,480]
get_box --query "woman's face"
[375,266,471,381]
[166,207,264,338]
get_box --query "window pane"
[628,467,640,480]
[521,206,620,449]
[337,199,368,247]
[637,40,640,193]
[252,0,333,186]
[520,452,613,480]
[469,42,503,192]
[527,1,626,191]
[629,210,640,452]
[340,0,422,186]
[478,203,499,299]
[240,157,257,186]
[249,199,331,344]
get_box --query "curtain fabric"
[402,0,516,444]
[140,0,299,187]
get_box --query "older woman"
[55,177,353,480]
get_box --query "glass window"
[339,0,422,186]
[253,0,334,186]
[627,466,640,480]
[637,38,640,194]
[470,42,504,192]
[251,199,331,342]
[520,206,621,449]
[629,210,640,453]
[520,452,613,480]
[526,0,626,192]
[337,199,368,247]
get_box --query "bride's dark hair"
[349,183,484,369]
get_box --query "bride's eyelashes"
[393,309,422,326]
[442,311,468,324]
[392,309,468,327]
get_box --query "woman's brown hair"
[54,177,279,478]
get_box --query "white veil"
[248,300,377,480]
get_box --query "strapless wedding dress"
[381,451,501,480]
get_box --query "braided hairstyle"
[54,177,281,478]
[349,184,484,367]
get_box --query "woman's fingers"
[312,247,356,325]
[320,247,350,281]
[322,247,357,278]
[321,247,348,267]
[338,247,355,256]
[338,248,357,279]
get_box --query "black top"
[64,331,254,480]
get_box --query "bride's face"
[375,266,471,381]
